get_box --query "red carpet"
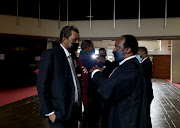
[166,79,180,88]
[0,86,37,107]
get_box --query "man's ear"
[126,47,132,54]
[62,37,67,43]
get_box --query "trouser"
[147,100,152,128]
[48,103,79,128]
[79,104,100,128]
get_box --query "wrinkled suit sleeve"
[92,68,137,101]
[36,50,54,115]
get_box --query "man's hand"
[49,113,56,123]
[81,66,88,74]
[89,65,106,73]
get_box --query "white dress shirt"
[141,57,148,63]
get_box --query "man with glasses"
[36,25,83,128]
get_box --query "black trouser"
[79,103,100,128]
[147,100,152,128]
[48,103,79,128]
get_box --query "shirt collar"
[142,57,148,63]
[60,44,70,57]
[119,55,136,65]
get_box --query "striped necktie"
[68,55,81,103]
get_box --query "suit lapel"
[57,44,68,59]
[57,44,75,87]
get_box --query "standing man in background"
[36,25,82,128]
[137,46,154,128]
[79,40,102,128]
[97,48,110,65]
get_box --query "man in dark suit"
[138,46,154,128]
[36,25,82,128]
[90,35,148,128]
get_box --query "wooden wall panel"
[152,55,171,79]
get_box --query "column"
[171,40,180,83]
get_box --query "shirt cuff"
[45,111,54,116]
[91,69,100,78]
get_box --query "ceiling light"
[102,40,112,42]
[86,16,94,18]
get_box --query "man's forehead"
[138,49,144,52]
[99,50,106,54]
[115,37,125,47]
[71,30,79,37]
[100,49,105,52]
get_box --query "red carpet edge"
[0,86,37,107]
[166,79,180,88]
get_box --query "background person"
[137,46,154,128]
[79,40,102,128]
[97,48,110,64]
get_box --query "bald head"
[81,40,94,52]
[114,35,138,59]
[115,37,126,51]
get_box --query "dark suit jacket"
[102,60,119,78]
[92,58,148,128]
[36,45,79,122]
[142,57,154,103]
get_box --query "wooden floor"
[0,78,179,128]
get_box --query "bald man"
[90,35,149,128]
